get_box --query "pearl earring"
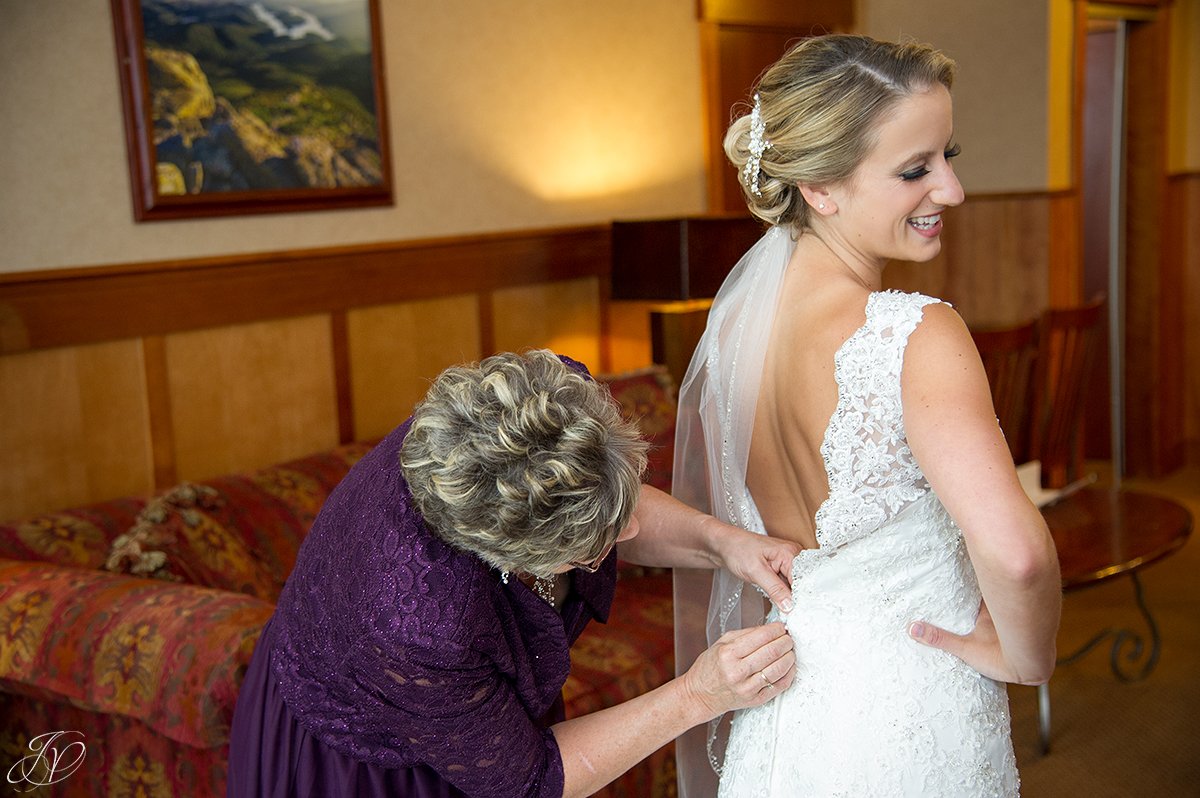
[819,203,826,210]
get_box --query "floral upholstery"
[0,497,147,569]
[0,367,679,798]
[103,442,373,599]
[566,567,677,798]
[600,365,678,493]
[0,560,272,749]
[0,692,230,798]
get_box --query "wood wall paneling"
[164,316,340,482]
[698,0,853,28]
[0,226,611,356]
[606,300,658,373]
[142,335,178,489]
[1122,15,1183,476]
[1173,173,1200,461]
[0,227,613,519]
[7,193,1177,520]
[491,278,604,370]
[0,340,153,518]
[883,193,1053,328]
[347,296,483,441]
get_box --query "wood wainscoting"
[6,183,1179,521]
[0,226,612,519]
[882,191,1057,328]
[1174,172,1200,465]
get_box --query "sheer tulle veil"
[672,225,796,797]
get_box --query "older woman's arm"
[368,612,794,798]
[618,484,801,611]
[553,619,794,798]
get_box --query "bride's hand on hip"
[908,600,1028,683]
[683,622,796,718]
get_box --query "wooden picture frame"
[110,0,393,221]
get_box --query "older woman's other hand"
[685,622,796,717]
[706,519,802,613]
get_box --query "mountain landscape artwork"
[112,0,392,219]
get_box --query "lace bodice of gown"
[814,290,939,549]
[718,290,1019,798]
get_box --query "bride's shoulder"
[899,298,984,392]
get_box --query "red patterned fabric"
[102,442,372,600]
[599,366,678,493]
[0,560,273,749]
[1,692,229,798]
[566,567,677,797]
[0,497,147,569]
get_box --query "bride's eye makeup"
[899,143,961,182]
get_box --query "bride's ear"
[798,184,836,216]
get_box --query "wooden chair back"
[971,319,1039,465]
[1028,298,1105,488]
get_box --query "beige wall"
[859,0,1050,194]
[0,0,708,273]
[0,1,1072,277]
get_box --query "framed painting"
[110,0,392,221]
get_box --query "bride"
[672,34,1062,797]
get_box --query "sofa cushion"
[103,442,372,600]
[0,497,148,570]
[598,365,678,493]
[565,568,674,713]
[565,568,676,797]
[0,559,273,750]
[1,691,230,798]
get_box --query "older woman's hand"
[705,518,803,612]
[683,621,796,717]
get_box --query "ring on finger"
[759,670,773,689]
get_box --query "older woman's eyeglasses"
[568,539,616,573]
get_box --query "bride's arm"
[618,484,800,612]
[901,303,1061,685]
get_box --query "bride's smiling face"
[822,84,964,266]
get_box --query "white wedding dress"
[715,290,1019,797]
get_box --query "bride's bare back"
[747,238,874,549]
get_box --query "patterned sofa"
[0,366,679,798]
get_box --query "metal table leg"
[1036,572,1161,754]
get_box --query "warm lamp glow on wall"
[512,126,695,203]
[610,215,763,384]
[470,73,703,205]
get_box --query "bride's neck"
[794,231,884,292]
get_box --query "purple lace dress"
[227,418,617,798]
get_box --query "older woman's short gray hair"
[400,350,648,578]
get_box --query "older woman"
[227,350,798,798]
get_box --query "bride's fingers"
[908,620,966,657]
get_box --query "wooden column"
[696,0,855,212]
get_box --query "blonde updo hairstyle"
[400,350,648,579]
[726,34,955,233]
